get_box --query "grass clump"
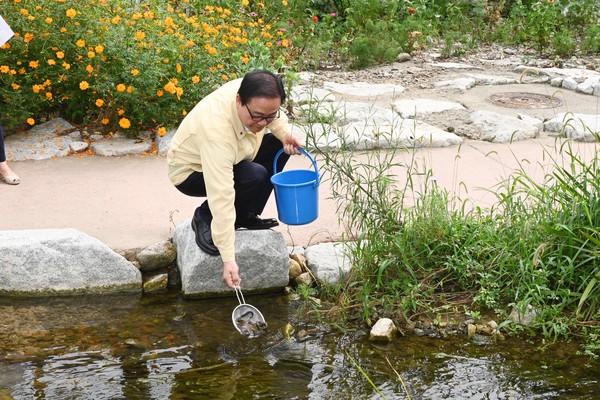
[306,121,599,355]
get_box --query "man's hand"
[223,261,241,288]
[282,134,302,155]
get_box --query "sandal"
[0,166,21,185]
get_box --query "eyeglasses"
[245,104,280,123]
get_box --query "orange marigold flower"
[242,0,249,6]
[176,87,183,100]
[156,90,164,97]
[116,83,126,92]
[11,83,20,90]
[222,74,229,81]
[24,33,34,43]
[127,86,134,94]
[76,39,85,47]
[157,127,166,137]
[176,63,182,73]
[0,65,9,73]
[79,81,90,90]
[131,69,140,76]
[96,99,104,107]
[45,17,53,24]
[312,15,319,22]
[88,51,95,58]
[47,59,56,66]
[66,8,77,18]
[101,118,109,125]
[45,92,53,100]
[119,118,131,129]
[408,7,416,14]
[29,60,39,68]
[192,75,200,84]
[135,31,146,40]
[56,51,65,59]
[164,82,177,94]
[27,118,35,126]
[62,62,71,70]
[86,64,94,73]
[95,45,104,53]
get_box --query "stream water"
[0,291,598,399]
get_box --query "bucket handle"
[273,148,319,186]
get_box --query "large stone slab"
[323,81,405,97]
[394,98,466,118]
[305,242,352,284]
[290,85,336,106]
[297,119,462,151]
[544,113,600,141]
[0,229,141,296]
[90,133,153,156]
[173,220,289,298]
[4,118,82,161]
[465,110,540,142]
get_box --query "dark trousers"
[0,123,6,163]
[175,133,289,224]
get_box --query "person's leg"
[174,171,212,223]
[234,133,289,218]
[0,122,6,163]
[0,122,20,185]
[174,171,218,255]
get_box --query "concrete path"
[2,137,597,252]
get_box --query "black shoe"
[191,218,219,256]
[235,213,279,230]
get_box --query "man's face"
[237,95,281,133]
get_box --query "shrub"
[0,0,292,134]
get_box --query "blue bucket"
[271,148,319,225]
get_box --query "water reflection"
[0,292,598,399]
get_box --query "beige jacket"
[167,78,290,261]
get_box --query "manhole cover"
[488,92,563,109]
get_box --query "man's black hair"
[238,69,286,105]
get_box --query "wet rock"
[467,323,477,337]
[509,304,538,326]
[136,240,177,273]
[0,229,141,296]
[305,242,352,284]
[143,274,168,293]
[295,272,314,286]
[369,318,397,342]
[173,220,289,297]
[289,258,303,280]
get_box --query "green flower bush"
[0,0,292,135]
